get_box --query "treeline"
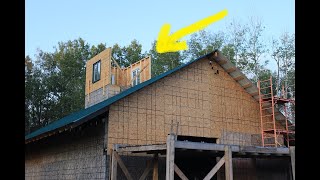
[25,18,295,134]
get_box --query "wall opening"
[175,150,219,180]
[175,136,218,179]
[177,135,217,143]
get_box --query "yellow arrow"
[156,9,228,53]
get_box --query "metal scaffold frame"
[257,76,295,147]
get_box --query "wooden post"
[111,57,122,69]
[111,150,117,180]
[108,149,112,180]
[113,152,133,180]
[104,118,110,180]
[139,160,152,180]
[225,146,233,180]
[289,147,295,180]
[216,157,222,180]
[153,154,159,180]
[174,164,189,180]
[166,134,175,180]
[203,156,225,180]
[166,136,170,180]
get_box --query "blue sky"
[26,0,294,70]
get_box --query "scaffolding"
[257,76,295,147]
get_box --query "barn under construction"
[25,48,295,180]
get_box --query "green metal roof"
[25,52,214,142]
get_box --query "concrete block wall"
[219,130,253,146]
[85,85,120,108]
[218,130,284,147]
[251,134,263,146]
[25,124,106,180]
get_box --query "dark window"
[92,60,101,83]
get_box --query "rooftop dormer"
[85,47,151,108]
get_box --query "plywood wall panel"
[106,57,277,152]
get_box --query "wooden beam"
[111,57,122,69]
[249,91,259,96]
[175,141,237,151]
[153,154,159,180]
[216,157,222,180]
[239,146,289,154]
[203,156,225,180]
[225,146,233,180]
[113,152,134,180]
[214,57,227,65]
[175,141,290,155]
[290,147,295,180]
[233,75,245,81]
[117,144,167,153]
[139,160,153,180]
[111,150,117,180]
[174,164,189,180]
[108,149,113,180]
[226,66,237,73]
[253,95,260,101]
[212,51,228,65]
[243,83,252,89]
[166,137,170,180]
[166,135,175,180]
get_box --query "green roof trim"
[25,52,214,142]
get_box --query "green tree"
[226,19,249,71]
[268,32,295,123]
[271,38,282,95]
[221,44,236,65]
[91,43,107,57]
[246,17,268,83]
[25,56,33,134]
[25,59,49,132]
[112,39,145,67]
[25,38,106,133]
[256,68,277,95]
[49,38,91,119]
[183,30,225,61]
[111,43,126,67]
[149,40,182,77]
[271,32,295,97]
